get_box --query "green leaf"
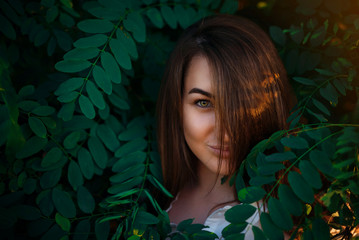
[86,80,106,109]
[258,163,284,175]
[110,163,145,183]
[147,175,173,198]
[29,117,47,138]
[54,29,72,51]
[118,125,146,141]
[260,212,283,240]
[0,14,16,40]
[237,186,266,204]
[55,213,71,232]
[13,205,41,220]
[55,59,91,73]
[109,39,132,70]
[95,221,110,240]
[146,8,164,28]
[112,151,146,172]
[41,147,63,168]
[292,77,316,86]
[315,68,335,76]
[222,223,247,238]
[97,124,120,152]
[77,186,95,214]
[108,94,130,110]
[269,26,286,46]
[101,51,122,84]
[68,161,84,190]
[34,29,50,47]
[40,168,62,189]
[41,224,67,240]
[64,47,99,60]
[309,149,333,175]
[79,95,95,119]
[268,197,293,231]
[160,6,177,29]
[252,226,267,240]
[332,79,346,96]
[16,136,48,159]
[74,220,90,240]
[174,5,189,29]
[58,102,75,121]
[312,217,330,240]
[32,106,55,116]
[224,204,256,223]
[59,12,75,27]
[299,160,322,189]
[77,19,114,33]
[74,34,108,48]
[278,184,303,217]
[63,131,81,149]
[288,171,314,203]
[115,138,147,158]
[306,109,327,122]
[312,98,330,116]
[319,83,338,105]
[58,92,79,103]
[88,136,108,169]
[46,6,58,22]
[280,136,309,149]
[92,65,112,95]
[52,188,76,218]
[123,12,146,42]
[116,29,138,60]
[136,211,159,225]
[78,148,95,180]
[265,151,296,162]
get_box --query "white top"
[166,195,263,240]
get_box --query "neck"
[187,162,236,203]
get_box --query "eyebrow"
[188,88,213,98]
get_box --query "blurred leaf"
[29,117,47,138]
[268,197,293,230]
[110,163,145,183]
[269,26,286,46]
[16,136,47,159]
[74,34,108,48]
[79,95,95,119]
[97,124,120,152]
[118,125,146,141]
[92,65,112,95]
[77,19,114,33]
[136,211,159,224]
[86,80,106,110]
[265,151,296,162]
[299,160,322,189]
[116,29,138,60]
[312,98,330,116]
[55,60,91,73]
[115,138,147,158]
[161,6,177,29]
[309,149,333,175]
[40,224,67,240]
[88,136,108,169]
[74,220,90,240]
[0,14,16,40]
[258,163,284,175]
[68,161,84,190]
[78,148,95,180]
[77,186,95,214]
[312,217,330,240]
[13,205,41,220]
[260,212,283,240]
[40,168,62,189]
[222,223,247,238]
[101,51,122,84]
[63,131,81,149]
[41,147,63,168]
[280,136,309,149]
[252,226,267,240]
[146,8,164,28]
[64,47,99,60]
[288,171,314,203]
[278,184,303,216]
[292,77,316,86]
[124,12,146,42]
[32,106,55,116]
[112,151,146,172]
[110,39,132,70]
[55,213,71,232]
[319,83,338,105]
[95,221,110,240]
[52,188,76,218]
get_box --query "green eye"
[196,100,212,108]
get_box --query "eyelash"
[195,99,213,108]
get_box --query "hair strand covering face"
[156,14,292,200]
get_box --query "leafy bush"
[0,0,358,239]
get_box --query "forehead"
[183,56,213,93]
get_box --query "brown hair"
[157,14,292,200]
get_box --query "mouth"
[208,145,230,157]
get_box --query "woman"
[156,14,292,239]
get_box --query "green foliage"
[0,0,358,239]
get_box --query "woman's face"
[182,55,230,176]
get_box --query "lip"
[208,145,230,157]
